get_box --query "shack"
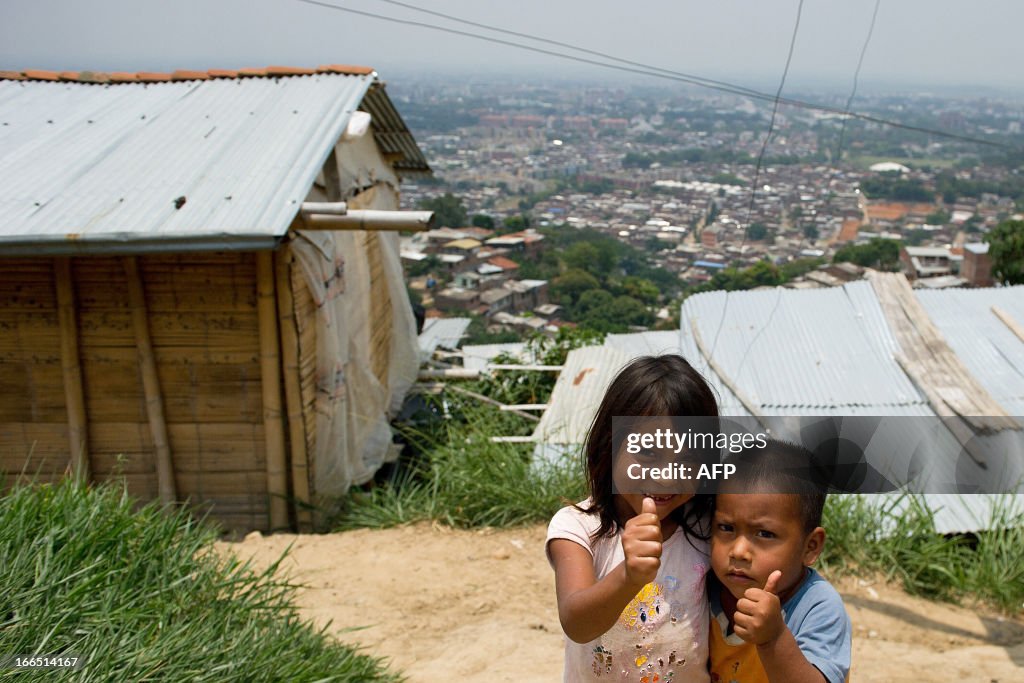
[0,65,431,531]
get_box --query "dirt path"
[217,524,1024,682]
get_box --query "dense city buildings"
[394,76,1023,336]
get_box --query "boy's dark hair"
[721,438,827,532]
[579,354,719,541]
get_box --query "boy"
[708,439,851,683]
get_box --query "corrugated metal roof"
[0,71,427,255]
[460,343,529,372]
[680,281,929,415]
[531,345,633,444]
[863,494,1024,535]
[418,317,471,358]
[915,285,1024,415]
[604,330,682,357]
[361,83,430,177]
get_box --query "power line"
[294,0,1017,150]
[370,0,764,98]
[725,0,882,385]
[706,0,805,362]
[833,0,882,167]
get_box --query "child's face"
[710,493,824,602]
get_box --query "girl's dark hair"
[577,354,719,544]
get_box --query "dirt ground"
[217,523,1024,682]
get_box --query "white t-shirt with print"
[546,500,711,683]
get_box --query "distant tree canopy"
[833,238,901,270]
[985,219,1024,285]
[573,291,654,333]
[418,193,467,229]
[746,223,770,241]
[859,177,933,203]
[471,214,495,230]
[550,268,600,306]
[502,214,530,232]
[802,224,819,241]
[405,254,440,278]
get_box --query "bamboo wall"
[0,253,277,531]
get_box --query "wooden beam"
[122,256,176,504]
[690,315,772,431]
[299,210,435,232]
[274,249,313,532]
[53,257,90,483]
[992,305,1024,344]
[444,384,540,422]
[256,251,290,531]
[418,368,480,380]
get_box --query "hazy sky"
[3,0,1023,94]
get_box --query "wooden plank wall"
[0,259,68,482]
[0,253,270,531]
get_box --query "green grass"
[338,399,587,529]
[0,480,399,682]
[821,493,1024,612]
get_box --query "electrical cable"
[293,0,1017,150]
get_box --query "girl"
[547,354,718,682]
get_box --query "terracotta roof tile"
[3,65,376,84]
[266,65,316,76]
[317,64,375,75]
[171,70,209,81]
[23,69,60,81]
[488,256,521,270]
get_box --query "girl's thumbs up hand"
[621,496,662,588]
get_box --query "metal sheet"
[0,74,384,254]
[532,345,633,445]
[916,285,1024,415]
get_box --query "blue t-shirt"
[709,568,851,683]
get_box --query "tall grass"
[0,480,398,682]
[338,400,587,529]
[821,493,1024,612]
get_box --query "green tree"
[563,241,616,277]
[502,215,530,232]
[620,276,660,305]
[747,223,770,241]
[802,224,819,241]
[550,269,600,306]
[406,254,440,278]
[833,238,900,270]
[985,219,1024,285]
[471,214,495,230]
[418,193,467,229]
[608,295,654,327]
[574,289,614,318]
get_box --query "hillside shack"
[0,65,431,531]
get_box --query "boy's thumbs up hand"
[733,570,785,646]
[621,497,662,588]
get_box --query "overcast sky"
[3,0,1022,95]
